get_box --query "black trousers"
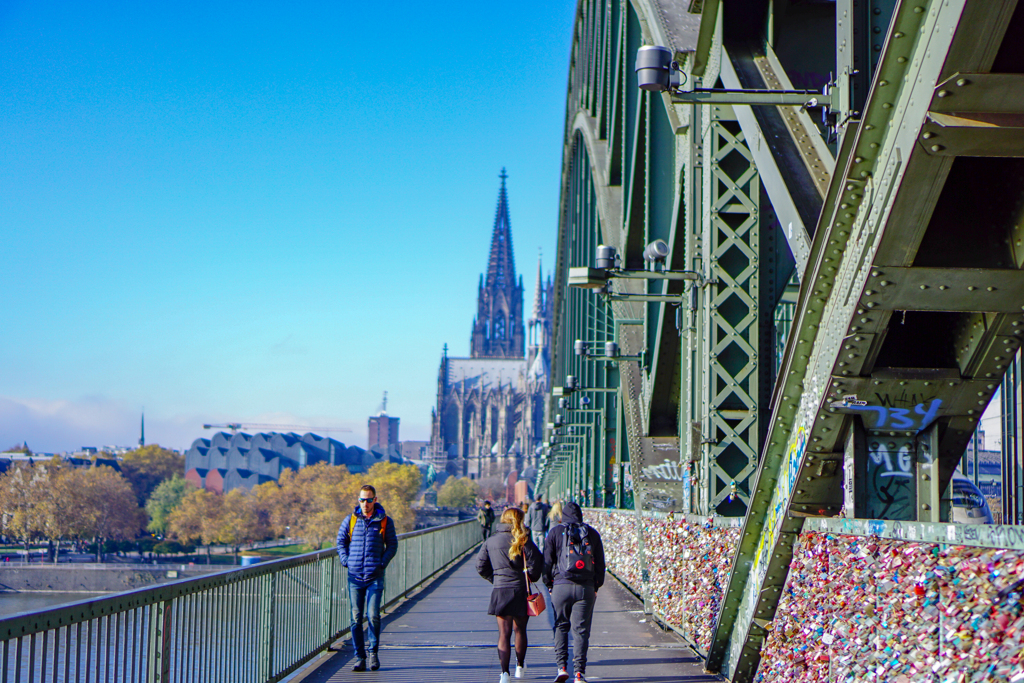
[480,525,492,543]
[551,583,597,673]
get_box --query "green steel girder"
[697,109,763,517]
[707,0,1024,680]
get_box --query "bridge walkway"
[291,550,718,683]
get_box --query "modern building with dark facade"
[368,412,400,452]
[184,431,398,493]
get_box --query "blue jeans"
[348,576,385,658]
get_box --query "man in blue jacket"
[337,484,398,672]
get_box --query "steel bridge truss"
[542,0,1024,681]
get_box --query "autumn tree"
[120,445,185,504]
[437,476,480,508]
[167,488,222,562]
[365,462,422,533]
[256,463,357,548]
[77,466,147,561]
[0,460,49,555]
[146,475,197,536]
[210,489,271,564]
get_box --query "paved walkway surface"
[290,548,720,683]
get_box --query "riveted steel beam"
[707,0,1024,680]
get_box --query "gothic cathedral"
[430,170,553,492]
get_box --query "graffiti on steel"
[641,459,689,481]
[846,398,942,432]
[865,439,916,520]
[748,427,808,598]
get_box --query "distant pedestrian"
[478,500,496,543]
[547,500,563,527]
[336,484,398,672]
[526,497,550,550]
[476,507,543,683]
[544,502,606,683]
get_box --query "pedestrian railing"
[0,519,478,683]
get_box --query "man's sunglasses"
[359,497,375,503]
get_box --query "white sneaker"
[554,668,570,683]
[500,673,511,683]
[515,664,526,678]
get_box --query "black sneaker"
[369,652,380,671]
[352,659,367,672]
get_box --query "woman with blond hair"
[476,507,543,683]
[547,499,563,527]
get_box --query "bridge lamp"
[636,45,679,93]
[635,45,840,128]
[574,338,644,363]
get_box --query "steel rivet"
[956,78,969,87]
[937,90,950,98]
[922,132,934,139]
[931,144,944,152]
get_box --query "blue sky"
[1,1,577,452]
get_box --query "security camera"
[605,341,620,357]
[635,46,680,93]
[566,375,578,390]
[581,396,591,406]
[558,397,568,409]
[574,340,588,357]
[596,244,617,269]
[643,239,670,264]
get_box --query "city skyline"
[1,2,576,452]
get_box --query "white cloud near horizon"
[0,396,430,454]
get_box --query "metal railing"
[0,519,478,682]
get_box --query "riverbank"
[0,563,225,593]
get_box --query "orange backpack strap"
[349,513,388,543]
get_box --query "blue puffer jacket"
[336,502,398,587]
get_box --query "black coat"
[476,522,543,589]
[542,502,606,590]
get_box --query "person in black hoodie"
[542,501,606,683]
[476,506,544,683]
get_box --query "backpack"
[560,523,594,581]
[349,513,388,544]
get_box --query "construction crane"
[201,423,352,434]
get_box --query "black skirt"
[488,585,529,618]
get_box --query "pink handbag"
[525,568,546,616]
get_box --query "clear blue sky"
[0,1,576,452]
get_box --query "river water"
[0,591,107,618]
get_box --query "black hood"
[561,502,583,524]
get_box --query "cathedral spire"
[485,168,516,290]
[532,252,544,319]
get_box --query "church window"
[494,317,506,340]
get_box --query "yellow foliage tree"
[364,462,422,533]
[120,445,185,505]
[0,460,50,555]
[75,466,147,561]
[436,476,480,508]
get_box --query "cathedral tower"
[471,169,525,359]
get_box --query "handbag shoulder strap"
[523,567,534,597]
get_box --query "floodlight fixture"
[635,45,841,129]
[569,337,638,362]
[643,239,670,264]
[636,45,678,93]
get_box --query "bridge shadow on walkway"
[289,548,720,683]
